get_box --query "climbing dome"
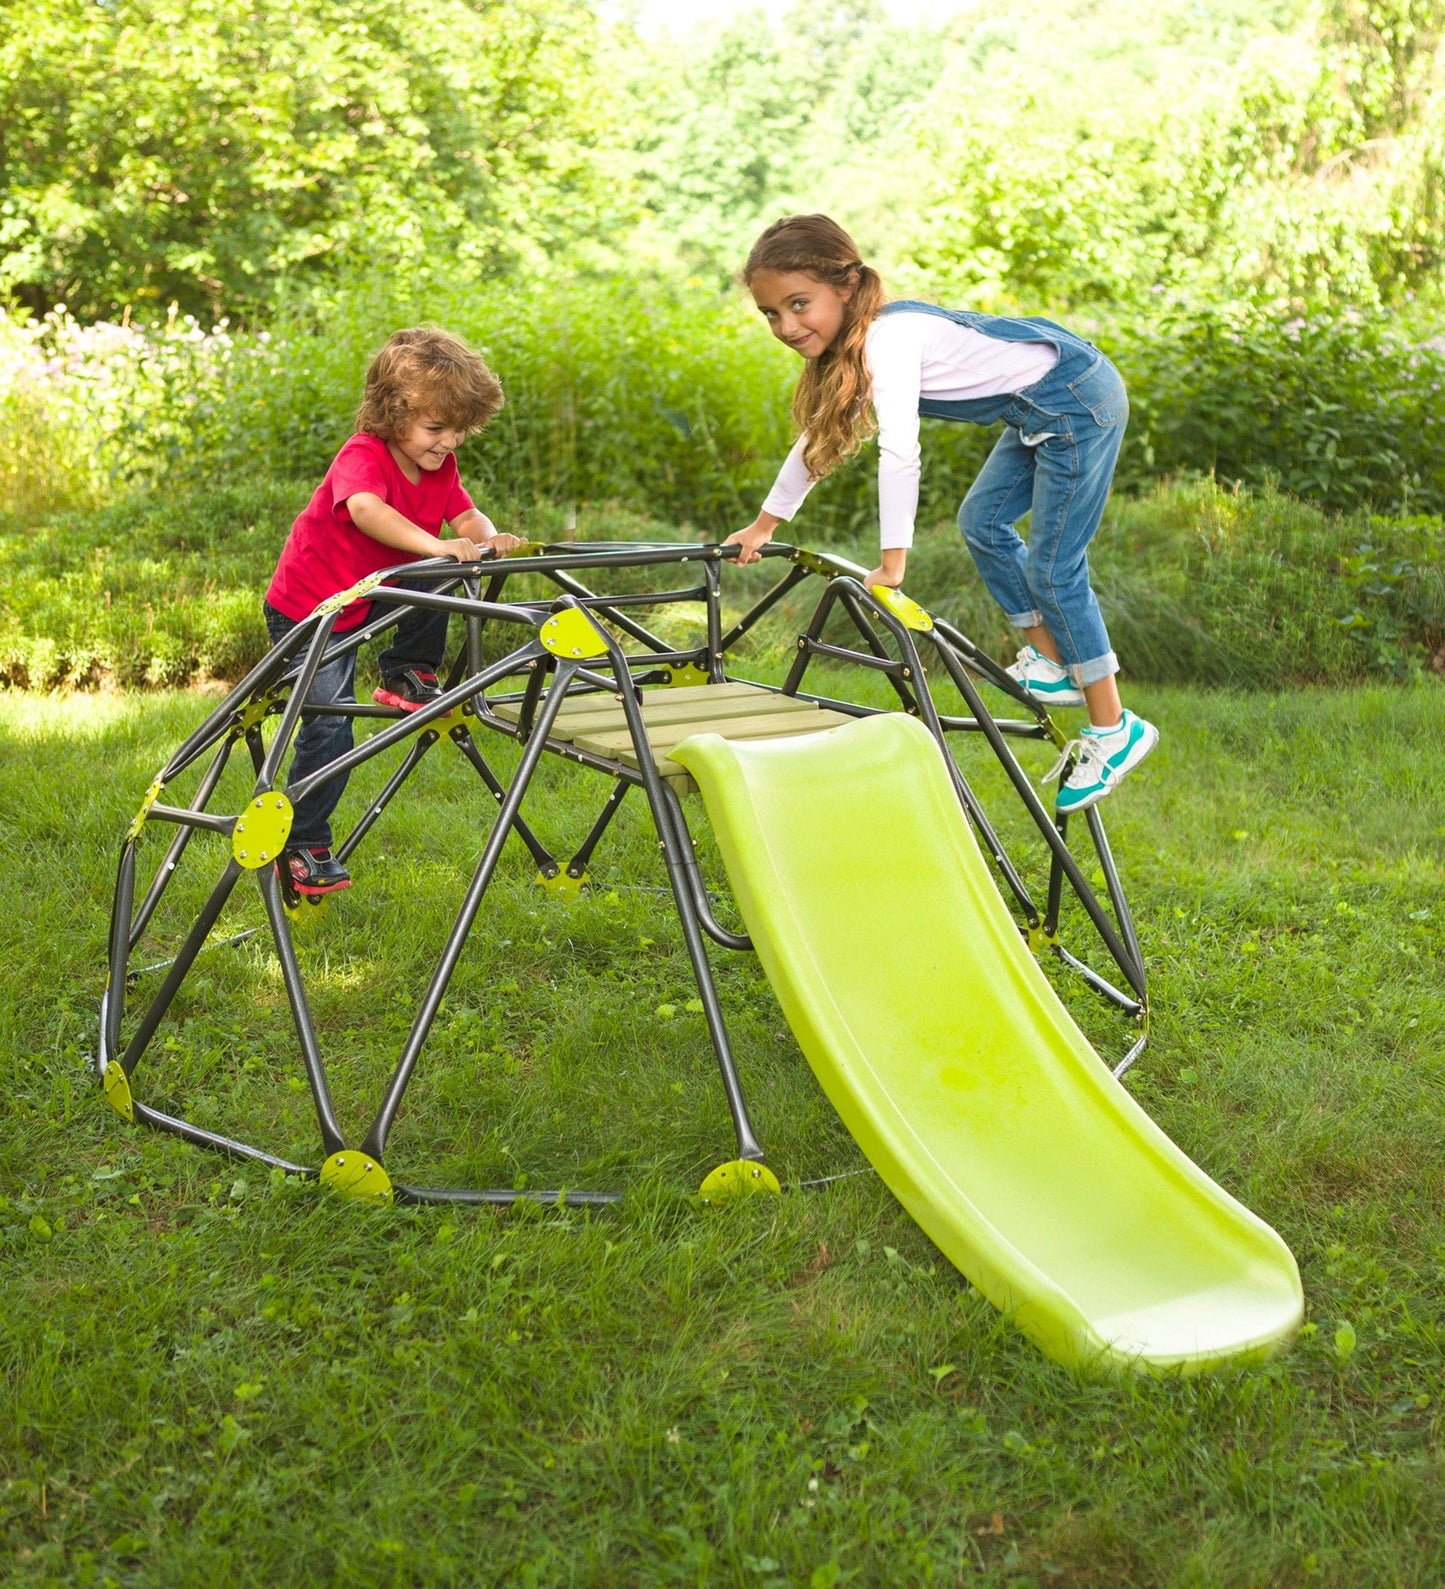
[97,542,1149,1206]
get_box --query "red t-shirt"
[266,432,476,630]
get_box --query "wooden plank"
[491,682,800,742]
[576,709,854,772]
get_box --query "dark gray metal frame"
[97,540,1148,1204]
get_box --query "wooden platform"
[490,682,853,791]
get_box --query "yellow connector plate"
[103,1061,135,1122]
[319,1151,394,1205]
[699,1159,782,1204]
[539,609,608,660]
[869,586,934,633]
[232,793,294,869]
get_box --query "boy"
[262,326,521,896]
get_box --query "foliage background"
[1,0,1444,677]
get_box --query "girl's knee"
[958,504,1013,553]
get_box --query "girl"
[726,214,1157,814]
[264,325,522,896]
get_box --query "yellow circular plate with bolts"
[232,793,294,870]
[103,1060,135,1122]
[664,663,710,688]
[320,1151,394,1205]
[538,608,608,660]
[1026,922,1060,953]
[869,585,934,633]
[699,1160,782,1204]
[541,868,588,899]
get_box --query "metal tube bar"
[1085,805,1147,993]
[257,613,339,793]
[598,626,764,1162]
[793,638,906,675]
[1045,812,1068,936]
[100,841,139,1072]
[120,860,245,1074]
[935,714,1052,738]
[448,728,558,874]
[515,656,548,738]
[834,586,923,715]
[781,578,846,696]
[930,633,1146,1002]
[838,583,1038,921]
[287,644,547,803]
[335,733,439,865]
[360,661,583,1159]
[256,866,346,1155]
[661,785,752,951]
[704,560,725,683]
[1053,945,1145,1016]
[161,628,308,782]
[568,781,630,876]
[129,1101,316,1175]
[930,614,1045,716]
[394,1185,622,1208]
[129,734,237,948]
[718,564,811,651]
[1113,1031,1149,1079]
[144,804,237,835]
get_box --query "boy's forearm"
[450,507,497,542]
[347,493,453,558]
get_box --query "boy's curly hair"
[356,326,504,441]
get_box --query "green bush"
[2,473,1439,691]
[1108,305,1445,515]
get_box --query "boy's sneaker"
[279,846,351,898]
[1044,710,1159,814]
[1004,645,1086,709]
[373,668,442,712]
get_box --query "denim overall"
[880,301,1127,687]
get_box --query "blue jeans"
[881,302,1127,688]
[262,590,450,849]
[956,412,1124,687]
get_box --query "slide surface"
[671,714,1303,1373]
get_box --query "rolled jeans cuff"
[1007,608,1044,629]
[1070,650,1119,689]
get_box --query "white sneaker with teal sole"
[1005,645,1086,709]
[1044,710,1159,814]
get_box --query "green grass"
[2,668,1443,1587]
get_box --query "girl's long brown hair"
[744,215,886,480]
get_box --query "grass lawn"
[1,677,1443,1588]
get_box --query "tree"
[0,0,615,320]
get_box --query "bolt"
[236,821,246,833]
[239,850,248,859]
[276,798,284,809]
[260,851,269,861]
[335,1156,345,1166]
[751,1167,761,1178]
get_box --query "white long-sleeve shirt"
[760,309,1058,549]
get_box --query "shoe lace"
[1042,735,1108,786]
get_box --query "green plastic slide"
[671,713,1303,1373]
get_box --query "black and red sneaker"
[372,668,442,712]
[278,846,351,898]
